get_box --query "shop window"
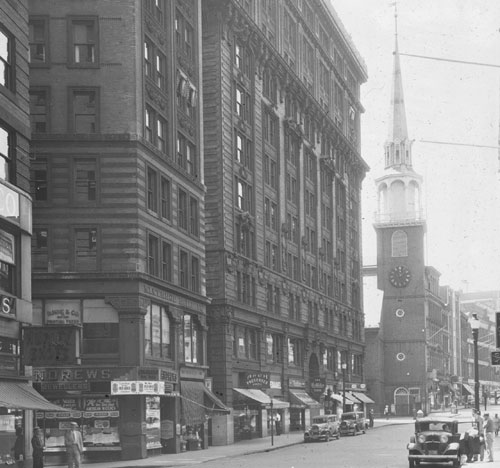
[145,303,172,359]
[74,228,97,271]
[82,323,118,354]
[0,261,15,295]
[181,313,202,364]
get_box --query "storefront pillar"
[119,396,147,460]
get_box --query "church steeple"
[384,5,413,170]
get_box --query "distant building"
[365,20,454,416]
[27,0,224,463]
[202,0,369,443]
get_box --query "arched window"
[391,230,408,257]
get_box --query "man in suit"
[64,422,83,468]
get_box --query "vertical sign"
[496,312,500,349]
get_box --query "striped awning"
[350,391,375,404]
[0,382,67,411]
[233,388,290,409]
[180,381,206,425]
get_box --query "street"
[198,424,415,468]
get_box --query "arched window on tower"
[391,230,408,257]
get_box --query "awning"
[289,390,322,408]
[180,381,206,425]
[0,382,68,411]
[350,391,375,404]
[203,387,230,414]
[328,393,356,405]
[461,383,474,395]
[233,388,289,409]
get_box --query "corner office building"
[202,0,371,444]
[27,0,227,464]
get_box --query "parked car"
[407,417,461,468]
[304,414,340,442]
[339,411,366,436]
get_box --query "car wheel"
[452,456,460,468]
[409,460,415,468]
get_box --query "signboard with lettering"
[142,284,205,313]
[111,381,166,395]
[84,398,119,412]
[240,372,270,389]
[288,378,306,389]
[309,377,326,398]
[0,182,20,222]
[33,366,129,382]
[0,231,14,265]
[0,295,16,319]
[45,300,81,326]
[24,327,79,366]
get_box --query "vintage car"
[304,414,340,442]
[407,417,461,468]
[339,411,367,436]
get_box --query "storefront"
[288,378,321,431]
[347,391,375,415]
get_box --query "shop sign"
[0,183,20,221]
[24,327,78,366]
[0,231,14,265]
[241,372,270,389]
[0,415,15,432]
[111,380,165,395]
[84,398,118,412]
[33,366,130,382]
[161,369,178,383]
[288,378,306,389]
[138,367,178,383]
[270,377,282,390]
[142,284,205,312]
[179,367,204,380]
[45,300,81,326]
[40,382,90,392]
[0,295,16,319]
[309,377,326,398]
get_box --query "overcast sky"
[332,0,500,292]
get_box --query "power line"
[419,140,500,150]
[400,52,500,69]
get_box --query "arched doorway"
[394,387,410,416]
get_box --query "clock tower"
[373,10,428,415]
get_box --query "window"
[144,303,172,359]
[235,85,251,123]
[237,271,255,305]
[235,219,254,258]
[189,196,199,237]
[83,323,119,354]
[145,106,154,143]
[0,337,19,373]
[0,27,13,89]
[262,108,277,147]
[69,17,98,66]
[177,188,199,236]
[32,228,49,271]
[75,228,97,271]
[179,249,188,288]
[234,325,258,360]
[0,123,12,182]
[235,130,253,170]
[160,177,171,219]
[144,39,152,78]
[178,188,188,230]
[70,88,98,133]
[29,18,48,65]
[288,337,303,366]
[191,256,200,292]
[145,38,167,91]
[262,69,277,103]
[235,178,252,212]
[175,11,193,59]
[147,233,159,276]
[157,116,167,153]
[31,158,48,201]
[161,241,171,282]
[266,333,283,363]
[156,51,166,89]
[177,133,197,177]
[234,42,250,77]
[181,313,202,363]
[145,107,168,154]
[30,88,49,133]
[274,286,280,314]
[147,167,158,212]
[75,159,96,203]
[145,0,165,24]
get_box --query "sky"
[331,0,500,292]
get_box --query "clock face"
[389,266,411,288]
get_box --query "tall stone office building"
[202,0,370,444]
[26,0,226,463]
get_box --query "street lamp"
[470,313,480,412]
[341,362,347,413]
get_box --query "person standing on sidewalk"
[31,427,45,468]
[483,413,494,462]
[64,422,84,468]
[494,413,500,437]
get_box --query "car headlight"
[440,434,449,444]
[417,434,426,444]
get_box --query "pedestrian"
[368,409,374,428]
[31,426,45,468]
[384,405,389,419]
[12,426,24,467]
[472,409,485,461]
[494,413,500,437]
[64,422,83,468]
[483,413,494,462]
[274,412,281,435]
[416,409,424,419]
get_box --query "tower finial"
[394,1,398,54]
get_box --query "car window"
[313,417,327,424]
[342,414,355,420]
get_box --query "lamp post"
[470,313,480,412]
[341,362,347,413]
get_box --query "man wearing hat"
[483,413,494,462]
[64,422,83,468]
